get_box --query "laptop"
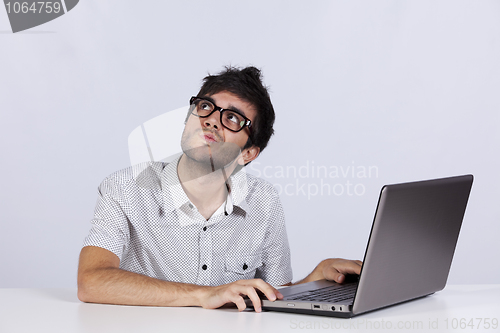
[258,174,473,318]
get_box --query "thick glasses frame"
[189,96,252,133]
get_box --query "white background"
[0,0,498,287]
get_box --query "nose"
[202,109,222,131]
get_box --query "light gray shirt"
[83,157,293,286]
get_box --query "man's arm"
[77,246,283,312]
[282,258,363,286]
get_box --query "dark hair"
[196,66,275,154]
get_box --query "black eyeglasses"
[189,96,252,133]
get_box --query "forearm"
[78,267,208,307]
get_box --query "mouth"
[201,132,220,144]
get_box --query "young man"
[78,66,362,312]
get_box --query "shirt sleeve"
[254,188,293,286]
[82,176,131,260]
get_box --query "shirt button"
[243,263,248,270]
[202,264,207,270]
[188,203,193,209]
[203,226,207,231]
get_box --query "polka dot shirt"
[82,156,293,287]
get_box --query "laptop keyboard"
[285,283,357,303]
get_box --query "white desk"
[1,285,499,333]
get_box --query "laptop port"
[331,306,336,311]
[313,305,320,309]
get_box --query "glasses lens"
[193,99,214,116]
[222,111,246,131]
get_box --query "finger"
[346,261,362,275]
[335,260,362,275]
[243,286,262,313]
[250,279,280,301]
[232,295,247,312]
[323,266,345,283]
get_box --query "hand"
[320,258,363,283]
[198,279,283,313]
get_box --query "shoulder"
[243,172,281,202]
[245,173,277,192]
[239,173,286,223]
[99,162,168,193]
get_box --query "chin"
[182,144,241,171]
[182,145,212,163]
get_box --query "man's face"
[180,91,258,170]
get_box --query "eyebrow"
[226,104,246,117]
[200,95,247,118]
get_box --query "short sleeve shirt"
[82,157,293,287]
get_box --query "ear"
[237,146,260,165]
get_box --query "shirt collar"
[161,155,250,217]
[225,165,250,212]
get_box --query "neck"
[177,154,234,218]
